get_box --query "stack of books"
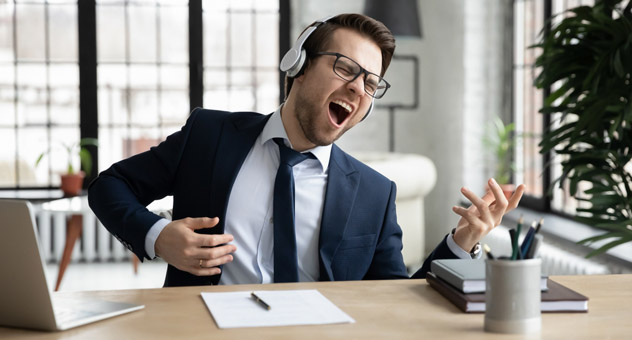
[427,259,589,313]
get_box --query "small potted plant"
[483,116,518,199]
[35,138,99,196]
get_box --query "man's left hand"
[451,178,525,253]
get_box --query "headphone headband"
[279,16,333,77]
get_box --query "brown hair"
[284,13,396,99]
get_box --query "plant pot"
[60,171,85,197]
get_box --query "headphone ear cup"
[361,99,375,122]
[280,48,301,73]
[287,49,307,78]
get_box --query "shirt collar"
[260,105,331,172]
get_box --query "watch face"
[471,243,482,256]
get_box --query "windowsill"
[0,189,68,202]
[503,206,632,267]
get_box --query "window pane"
[0,3,14,63]
[255,0,278,11]
[98,64,128,125]
[514,0,545,199]
[129,5,157,63]
[16,4,45,61]
[255,13,278,67]
[0,64,15,126]
[204,89,229,109]
[230,12,252,67]
[229,0,253,10]
[17,127,48,187]
[159,5,187,63]
[203,2,279,111]
[17,64,47,125]
[160,65,188,88]
[0,128,16,187]
[229,87,254,111]
[203,11,228,67]
[256,70,278,112]
[122,127,160,158]
[160,89,188,124]
[204,69,228,89]
[49,4,78,62]
[97,1,190,171]
[97,4,126,62]
[130,89,158,125]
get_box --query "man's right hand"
[154,217,236,276]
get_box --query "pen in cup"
[251,292,271,311]
[483,244,495,260]
[520,222,537,259]
[535,218,544,233]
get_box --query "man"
[89,13,524,287]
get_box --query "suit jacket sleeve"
[88,109,201,260]
[411,235,459,279]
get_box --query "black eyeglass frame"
[311,51,391,99]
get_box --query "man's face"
[290,28,383,148]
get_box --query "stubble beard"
[294,90,350,147]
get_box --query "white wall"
[290,0,507,255]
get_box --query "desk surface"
[1,274,630,339]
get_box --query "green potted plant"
[483,116,518,199]
[35,138,99,196]
[534,0,632,257]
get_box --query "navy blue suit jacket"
[88,108,457,287]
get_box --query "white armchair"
[353,152,437,270]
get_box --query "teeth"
[333,100,352,113]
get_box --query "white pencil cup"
[484,258,541,334]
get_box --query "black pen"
[535,218,544,233]
[251,292,271,311]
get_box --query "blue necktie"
[273,138,313,283]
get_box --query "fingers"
[506,184,526,210]
[458,186,493,225]
[198,233,234,248]
[184,217,220,230]
[178,243,236,277]
[155,216,236,277]
[198,252,234,269]
[487,178,509,211]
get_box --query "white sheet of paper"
[200,289,355,328]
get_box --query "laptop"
[0,199,144,331]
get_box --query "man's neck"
[279,101,315,152]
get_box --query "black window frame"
[0,0,289,192]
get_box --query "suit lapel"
[318,145,359,281]
[209,113,271,224]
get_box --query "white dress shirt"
[143,106,473,284]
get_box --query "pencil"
[535,218,544,233]
[483,244,495,260]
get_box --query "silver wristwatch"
[451,228,481,258]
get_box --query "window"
[202,0,279,113]
[0,0,284,190]
[514,0,595,216]
[96,0,190,170]
[0,0,80,188]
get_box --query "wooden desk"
[1,275,630,339]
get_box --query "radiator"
[482,226,611,276]
[34,209,131,263]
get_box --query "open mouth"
[328,100,352,126]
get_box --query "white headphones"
[280,15,375,121]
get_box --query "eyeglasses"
[312,51,391,99]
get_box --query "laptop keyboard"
[54,304,103,324]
